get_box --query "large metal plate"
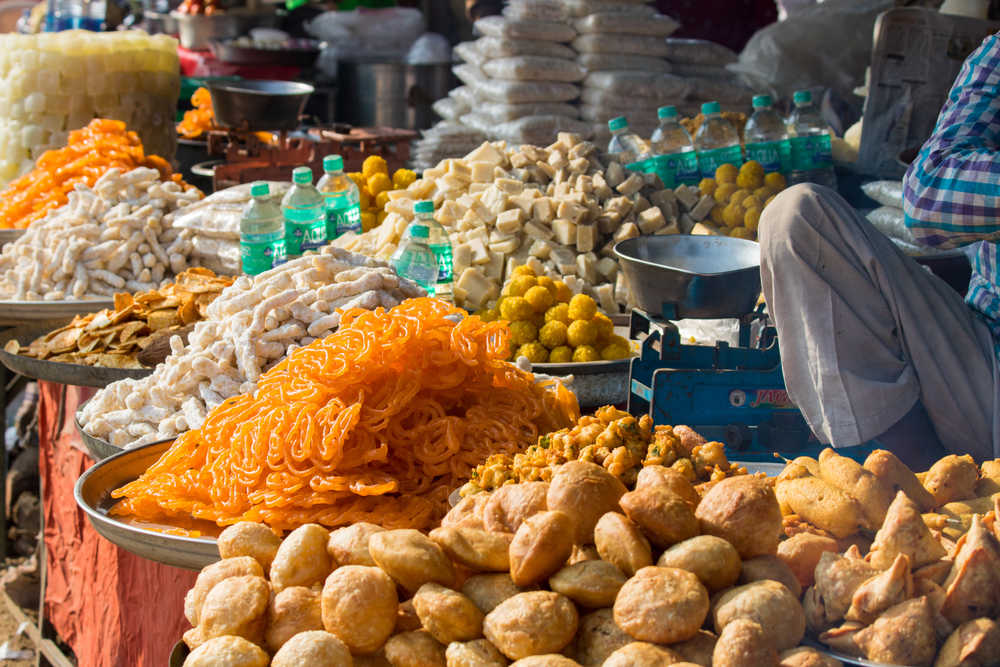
[0,321,153,387]
[74,412,175,462]
[75,440,221,571]
[0,298,114,327]
[0,229,25,246]
[802,639,891,666]
[532,357,630,375]
[733,460,785,477]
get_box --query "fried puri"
[509,656,580,666]
[396,600,422,634]
[548,560,626,608]
[369,529,456,593]
[571,607,631,666]
[265,586,324,652]
[778,646,842,667]
[713,580,805,651]
[271,631,352,667]
[412,583,484,644]
[739,555,802,598]
[442,493,492,530]
[322,565,399,655]
[185,557,264,626]
[383,630,446,667]
[483,482,549,533]
[619,485,699,549]
[657,535,742,593]
[670,630,717,667]
[864,449,936,512]
[923,454,979,506]
[613,566,709,644]
[182,635,269,667]
[217,523,282,572]
[635,465,700,509]
[270,524,332,592]
[776,533,839,589]
[712,618,778,667]
[546,461,626,544]
[461,573,530,615]
[185,575,269,649]
[509,510,575,586]
[774,477,866,539]
[602,642,682,667]
[429,525,512,572]
[444,639,507,667]
[483,591,579,660]
[696,476,782,558]
[593,512,652,576]
[327,522,386,567]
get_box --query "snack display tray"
[0,298,114,327]
[803,639,893,667]
[75,439,220,571]
[0,321,153,387]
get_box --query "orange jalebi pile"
[176,87,214,139]
[111,298,579,533]
[0,118,188,229]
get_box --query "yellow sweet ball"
[715,163,738,184]
[536,276,555,291]
[722,202,745,229]
[360,211,376,232]
[362,155,388,179]
[729,188,751,206]
[592,311,614,342]
[515,342,549,364]
[764,172,787,190]
[548,345,573,363]
[367,173,393,198]
[567,293,597,321]
[532,311,547,329]
[709,205,726,227]
[508,320,538,347]
[737,160,765,190]
[392,168,416,190]
[606,334,630,348]
[567,319,598,347]
[744,207,762,232]
[539,320,569,348]
[478,307,500,322]
[499,296,533,322]
[375,191,390,210]
[601,342,632,361]
[714,182,739,205]
[698,177,718,197]
[553,281,573,303]
[729,227,756,240]
[741,195,763,211]
[348,172,366,188]
[752,186,774,202]
[545,303,571,325]
[358,190,372,210]
[572,345,601,363]
[524,285,555,313]
[506,275,537,298]
[512,265,537,278]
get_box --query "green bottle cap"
[607,116,628,132]
[250,182,269,197]
[411,224,429,238]
[752,94,772,109]
[657,105,678,120]
[292,167,313,185]
[323,155,344,172]
[414,200,434,214]
[701,101,721,115]
[793,90,811,105]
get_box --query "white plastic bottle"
[281,166,326,258]
[391,224,439,296]
[693,101,743,179]
[240,182,285,275]
[743,94,790,175]
[607,116,645,165]
[650,105,701,187]
[787,90,837,189]
[316,154,362,241]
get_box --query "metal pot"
[336,60,455,130]
[207,80,314,132]
[173,9,280,50]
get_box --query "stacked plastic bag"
[661,38,755,118]
[411,120,487,173]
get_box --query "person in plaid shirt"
[759,35,1000,468]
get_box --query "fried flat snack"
[923,455,979,506]
[713,579,805,652]
[696,476,782,558]
[657,535,742,593]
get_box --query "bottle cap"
[411,224,429,238]
[414,200,434,214]
[657,105,678,120]
[323,155,344,172]
[752,94,772,109]
[607,116,628,132]
[292,167,313,185]
[250,182,269,197]
[793,90,812,105]
[701,101,721,115]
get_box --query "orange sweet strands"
[0,118,193,229]
[111,298,579,533]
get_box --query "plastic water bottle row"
[240,155,363,276]
[607,90,836,191]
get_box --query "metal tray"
[75,440,221,571]
[0,229,24,246]
[532,357,630,375]
[0,298,114,327]
[802,638,891,667]
[0,321,153,387]
[614,235,761,319]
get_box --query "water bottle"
[650,105,701,187]
[607,116,645,165]
[281,166,327,258]
[413,200,454,302]
[693,101,743,179]
[744,95,791,175]
[787,90,837,189]
[316,154,362,241]
[240,182,286,276]
[391,223,439,296]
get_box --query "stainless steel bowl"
[172,9,280,51]
[207,79,314,132]
[614,235,762,319]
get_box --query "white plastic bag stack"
[410,122,488,173]
[566,1,682,145]
[660,38,755,118]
